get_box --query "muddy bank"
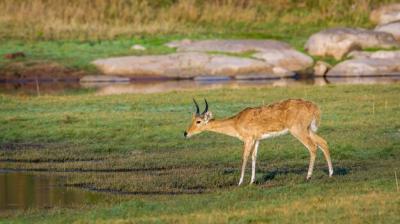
[0,60,87,82]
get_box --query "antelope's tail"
[310,106,321,133]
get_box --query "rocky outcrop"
[370,3,400,25]
[327,50,400,77]
[93,40,315,78]
[92,52,276,78]
[375,21,400,41]
[304,28,399,60]
[166,39,313,73]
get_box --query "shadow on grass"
[261,166,350,182]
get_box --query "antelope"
[184,99,333,186]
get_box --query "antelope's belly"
[260,129,289,140]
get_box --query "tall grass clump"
[0,0,398,40]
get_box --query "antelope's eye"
[196,121,201,124]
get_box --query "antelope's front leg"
[238,140,255,186]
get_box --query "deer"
[184,99,333,186]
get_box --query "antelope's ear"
[204,111,213,123]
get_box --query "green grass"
[0,84,399,223]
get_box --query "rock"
[92,52,278,78]
[131,44,146,51]
[326,58,400,77]
[272,67,295,76]
[313,61,332,76]
[375,22,400,41]
[370,3,400,25]
[348,50,400,60]
[253,50,313,72]
[80,75,130,82]
[304,28,399,60]
[166,39,313,72]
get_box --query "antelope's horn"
[202,98,208,114]
[193,98,200,115]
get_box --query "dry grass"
[0,0,397,40]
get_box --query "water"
[0,171,104,213]
[1,76,399,96]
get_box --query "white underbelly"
[260,129,289,140]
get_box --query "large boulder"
[166,39,313,72]
[327,50,400,77]
[252,49,313,72]
[370,3,400,25]
[304,28,399,60]
[92,52,277,78]
[375,21,400,41]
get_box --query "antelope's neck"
[205,118,239,139]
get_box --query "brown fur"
[185,99,333,185]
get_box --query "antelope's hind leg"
[310,132,333,177]
[290,128,318,180]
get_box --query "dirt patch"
[69,183,207,195]
[0,158,104,163]
[0,60,87,81]
[0,167,166,173]
[261,166,351,181]
[0,143,47,151]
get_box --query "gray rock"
[92,52,275,78]
[370,4,400,25]
[348,50,400,60]
[166,39,313,72]
[313,61,332,77]
[326,58,400,77]
[253,49,313,72]
[375,22,400,41]
[305,28,399,60]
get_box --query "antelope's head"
[184,99,213,138]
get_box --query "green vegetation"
[0,0,398,73]
[1,84,399,223]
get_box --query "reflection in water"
[0,171,103,212]
[86,79,303,95]
[84,76,400,95]
[0,76,399,96]
[0,82,83,96]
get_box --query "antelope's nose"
[184,131,188,138]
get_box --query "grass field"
[1,84,399,223]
